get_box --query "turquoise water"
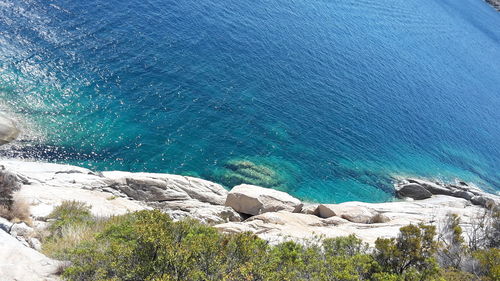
[0,0,499,202]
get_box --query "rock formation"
[225,184,303,215]
[395,178,499,209]
[0,218,60,281]
[0,158,499,280]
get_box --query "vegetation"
[42,201,500,281]
[0,169,30,224]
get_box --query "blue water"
[0,0,499,203]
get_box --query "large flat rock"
[0,229,60,281]
[0,159,241,224]
[225,184,303,216]
[317,204,380,223]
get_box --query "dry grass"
[42,201,114,259]
[369,213,390,224]
[43,223,97,257]
[0,198,32,225]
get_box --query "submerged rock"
[0,115,20,145]
[216,159,286,189]
[225,184,303,216]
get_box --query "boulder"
[10,222,34,237]
[0,115,19,145]
[225,184,303,216]
[396,183,432,200]
[407,179,454,196]
[317,204,379,223]
[104,172,228,205]
[0,229,60,280]
[301,203,320,215]
[451,190,473,201]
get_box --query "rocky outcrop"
[0,115,19,146]
[396,178,499,209]
[396,183,432,200]
[225,184,303,216]
[0,226,60,281]
[104,171,243,224]
[216,195,487,245]
[0,159,242,224]
[316,204,381,223]
[1,158,499,274]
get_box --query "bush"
[47,201,93,235]
[0,169,27,223]
[43,201,101,259]
[473,248,500,281]
[438,214,468,269]
[0,168,21,208]
[374,224,440,279]
[0,198,31,224]
[43,208,496,281]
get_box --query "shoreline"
[1,158,499,280]
[2,158,498,234]
[1,115,497,205]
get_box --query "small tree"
[0,168,21,208]
[374,224,440,279]
[467,206,500,251]
[437,213,468,269]
[473,248,500,281]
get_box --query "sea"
[0,0,499,203]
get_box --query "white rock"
[29,237,43,251]
[225,184,303,215]
[1,159,241,224]
[10,222,34,237]
[103,171,238,223]
[317,204,378,223]
[217,195,489,245]
[0,229,60,281]
[104,172,228,204]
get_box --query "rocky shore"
[0,157,499,280]
[0,116,499,280]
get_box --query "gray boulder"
[396,183,432,200]
[225,184,303,216]
[407,178,454,196]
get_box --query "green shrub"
[473,248,500,281]
[47,201,94,236]
[43,201,100,259]
[374,224,440,279]
[43,208,494,281]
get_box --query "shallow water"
[0,0,499,202]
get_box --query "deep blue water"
[0,0,499,203]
